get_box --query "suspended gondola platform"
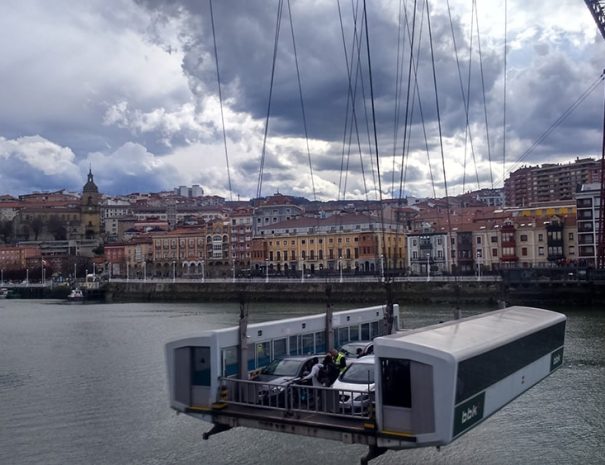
[166,305,566,464]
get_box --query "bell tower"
[80,168,102,239]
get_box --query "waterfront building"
[124,237,153,279]
[105,243,126,277]
[251,213,405,275]
[406,227,450,276]
[229,207,253,269]
[149,222,231,278]
[0,243,40,270]
[252,194,304,235]
[504,157,601,207]
[576,183,602,267]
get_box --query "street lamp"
[201,259,205,283]
[426,253,430,282]
[1,268,3,285]
[126,263,129,282]
[108,262,112,282]
[265,258,269,283]
[301,259,305,283]
[380,254,385,282]
[339,256,343,283]
[477,251,482,282]
[172,261,176,283]
[26,268,29,286]
[143,261,147,282]
[232,262,235,283]
[93,262,96,277]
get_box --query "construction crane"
[584,0,605,269]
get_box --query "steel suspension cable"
[256,0,285,199]
[503,0,508,185]
[286,0,317,201]
[208,0,233,201]
[397,0,418,202]
[499,73,605,182]
[362,0,387,251]
[426,0,453,234]
[445,0,479,194]
[474,0,494,189]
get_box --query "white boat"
[0,288,8,299]
[67,288,84,302]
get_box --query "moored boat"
[67,288,84,303]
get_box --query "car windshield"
[339,343,366,356]
[261,359,304,377]
[340,363,374,384]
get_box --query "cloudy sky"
[1,0,604,200]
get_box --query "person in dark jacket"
[322,354,339,386]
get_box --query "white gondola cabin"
[373,306,566,449]
[166,305,565,458]
[166,304,399,412]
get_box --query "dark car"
[338,341,374,361]
[253,355,318,405]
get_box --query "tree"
[0,219,13,243]
[29,217,44,240]
[47,215,67,240]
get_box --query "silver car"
[331,355,375,414]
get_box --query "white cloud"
[0,135,81,193]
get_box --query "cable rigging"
[256,0,284,200]
[474,0,495,189]
[285,0,317,202]
[208,0,233,201]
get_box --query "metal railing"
[220,377,373,420]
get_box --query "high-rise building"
[504,158,601,207]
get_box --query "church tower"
[80,169,102,239]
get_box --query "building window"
[568,232,574,241]
[476,237,482,245]
[521,247,528,256]
[538,234,544,242]
[491,236,498,243]
[492,248,498,257]
[538,247,545,256]
[520,235,528,242]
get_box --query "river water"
[0,299,603,465]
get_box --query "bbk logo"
[453,392,485,437]
[461,404,479,424]
[550,347,564,371]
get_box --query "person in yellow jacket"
[330,348,347,373]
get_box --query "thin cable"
[426,0,453,235]
[257,0,285,199]
[286,0,317,201]
[363,0,388,277]
[475,0,494,189]
[209,0,233,201]
[466,1,481,191]
[500,73,604,181]
[503,0,508,184]
[397,0,418,202]
[391,0,406,198]
[445,0,479,194]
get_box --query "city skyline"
[1,0,604,201]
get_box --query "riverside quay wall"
[104,278,604,306]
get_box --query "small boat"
[0,288,8,299]
[67,288,84,303]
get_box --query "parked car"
[253,355,317,405]
[338,341,374,361]
[331,355,375,414]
